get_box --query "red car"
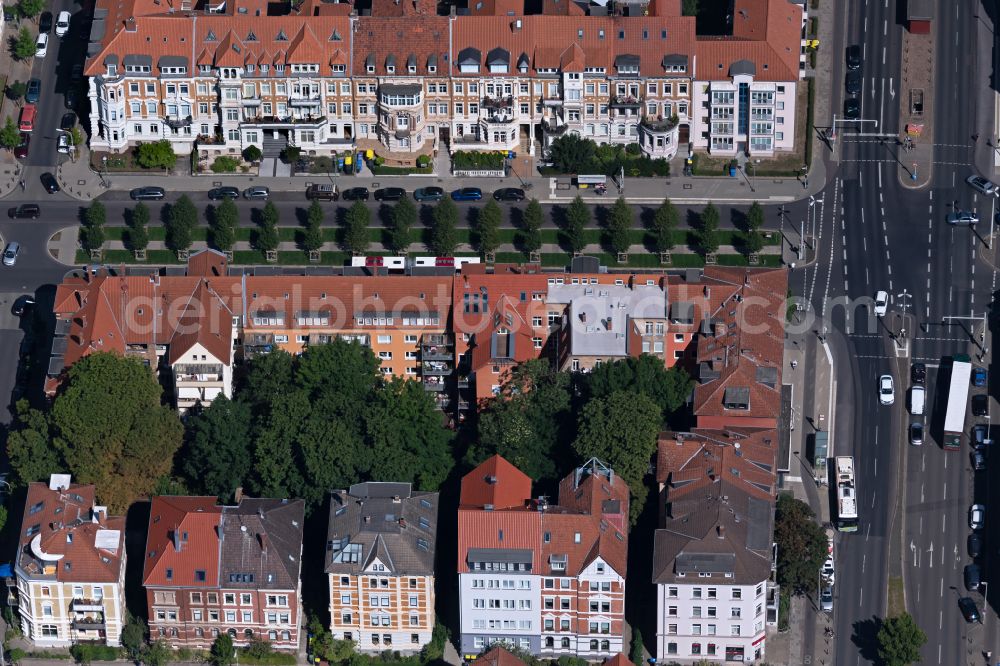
[13,133,29,159]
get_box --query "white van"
[910,386,926,415]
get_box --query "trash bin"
[729,165,737,177]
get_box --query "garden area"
[540,135,669,177]
[92,140,184,174]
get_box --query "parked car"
[11,295,34,316]
[130,186,165,201]
[972,394,989,417]
[2,242,19,266]
[819,585,833,612]
[40,172,59,194]
[821,557,835,585]
[959,597,981,623]
[873,290,888,316]
[972,448,987,471]
[968,533,983,558]
[208,186,240,201]
[911,362,926,385]
[25,78,41,104]
[845,70,862,95]
[18,104,36,132]
[879,374,894,405]
[970,503,986,530]
[341,187,370,201]
[494,187,526,202]
[909,421,924,446]
[413,186,444,202]
[64,88,77,110]
[243,186,270,201]
[846,44,862,70]
[305,183,338,201]
[947,211,980,225]
[13,133,29,159]
[973,367,988,387]
[964,564,982,591]
[7,204,39,219]
[374,187,406,202]
[34,33,48,58]
[973,424,992,447]
[60,112,76,131]
[55,10,71,37]
[38,11,52,33]
[451,187,483,201]
[967,175,996,196]
[56,134,70,154]
[843,98,860,120]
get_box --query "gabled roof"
[477,646,528,666]
[167,280,235,365]
[286,24,324,64]
[143,496,222,587]
[460,455,532,510]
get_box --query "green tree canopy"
[167,195,197,252]
[209,633,235,666]
[607,196,632,255]
[584,355,692,422]
[135,140,177,170]
[746,201,764,232]
[242,145,262,162]
[477,200,502,255]
[212,198,238,252]
[256,201,280,253]
[652,197,679,253]
[389,197,416,254]
[17,0,43,19]
[564,196,591,253]
[5,80,25,105]
[7,400,62,486]
[698,202,721,256]
[302,200,325,253]
[13,28,35,61]
[521,198,544,254]
[744,229,764,256]
[0,117,19,150]
[877,613,927,666]
[431,198,459,256]
[344,200,370,255]
[774,493,828,594]
[549,134,597,173]
[129,203,150,252]
[85,201,106,228]
[182,397,253,502]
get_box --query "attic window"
[419,498,431,508]
[543,531,551,543]
[28,502,44,515]
[276,30,288,41]
[642,29,648,39]
[195,570,206,582]
[26,524,40,537]
[246,30,257,41]
[205,30,217,41]
[577,29,583,38]
[66,533,73,544]
[618,30,625,39]
[661,29,667,38]
[573,532,581,543]
[229,573,255,583]
[598,29,605,39]
[330,30,342,41]
[335,506,347,516]
[231,43,240,53]
[416,538,429,551]
[166,568,173,581]
[418,516,430,529]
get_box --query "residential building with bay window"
[84,0,805,162]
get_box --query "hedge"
[451,150,505,170]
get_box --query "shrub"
[281,146,301,163]
[242,145,262,162]
[210,156,241,173]
[625,142,642,155]
[452,150,505,171]
[416,154,431,168]
[134,140,177,170]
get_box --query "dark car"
[973,367,988,387]
[973,424,991,447]
[11,295,34,316]
[452,187,484,201]
[413,186,444,202]
[243,186,270,201]
[846,44,862,70]
[968,533,983,558]
[959,597,981,623]
[208,186,240,201]
[374,187,406,202]
[844,98,860,120]
[64,88,77,110]
[964,564,982,591]
[60,112,76,131]
[909,421,924,446]
[14,133,29,159]
[911,362,926,385]
[341,187,370,201]
[845,70,861,96]
[38,11,52,32]
[25,78,41,104]
[973,394,989,417]
[40,172,59,194]
[493,187,526,202]
[972,448,987,471]
[130,186,165,201]
[7,204,39,219]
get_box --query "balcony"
[542,97,564,106]
[241,115,327,128]
[70,598,105,612]
[422,375,446,391]
[72,613,106,631]
[165,115,193,130]
[244,334,276,356]
[422,361,452,376]
[240,97,261,107]
[542,120,568,135]
[483,113,515,125]
[482,95,513,110]
[289,96,321,108]
[641,115,679,133]
[421,335,453,361]
[609,95,641,108]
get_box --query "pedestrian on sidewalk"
[791,360,798,369]
[18,179,24,191]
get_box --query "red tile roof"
[143,496,222,587]
[695,0,802,81]
[460,454,533,510]
[167,279,235,365]
[603,654,635,666]
[478,646,528,666]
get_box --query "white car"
[879,374,895,405]
[34,33,48,58]
[55,11,71,37]
[873,290,888,316]
[970,503,986,530]
[821,557,835,585]
[2,242,19,267]
[57,134,70,154]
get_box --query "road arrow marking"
[910,541,918,567]
[889,78,895,99]
[927,542,934,568]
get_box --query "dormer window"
[367,64,375,73]
[386,65,395,74]
[408,64,416,74]
[276,64,285,75]
[107,64,117,76]
[428,65,436,73]
[275,30,288,41]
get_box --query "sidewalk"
[49,140,832,206]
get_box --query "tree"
[584,356,692,422]
[302,200,324,253]
[774,493,828,594]
[521,198,544,254]
[746,201,764,233]
[7,400,63,486]
[0,117,19,150]
[142,641,173,666]
[431,197,459,256]
[564,196,590,253]
[307,617,354,663]
[167,195,197,253]
[17,0,43,19]
[134,140,177,170]
[698,202,720,256]
[12,28,35,61]
[652,197,679,253]
[574,390,662,524]
[389,197,416,254]
[85,201,107,228]
[183,397,253,502]
[81,202,107,253]
[209,632,235,666]
[255,201,280,253]
[607,196,632,255]
[128,203,150,253]
[549,133,597,173]
[681,0,698,16]
[629,628,645,665]
[5,80,25,105]
[242,145,262,162]
[476,200,502,255]
[212,198,238,252]
[877,613,927,666]
[344,200,370,255]
[120,616,147,663]
[744,229,764,256]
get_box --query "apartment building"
[142,495,305,650]
[325,482,439,653]
[13,474,127,647]
[84,0,804,162]
[457,455,629,660]
[651,428,779,663]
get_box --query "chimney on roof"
[173,530,182,553]
[717,525,725,539]
[580,311,587,323]
[604,318,612,331]
[703,286,711,298]
[235,487,244,504]
[399,518,407,528]
[513,18,522,30]
[125,16,137,31]
[257,532,267,552]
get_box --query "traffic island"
[898,17,935,188]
